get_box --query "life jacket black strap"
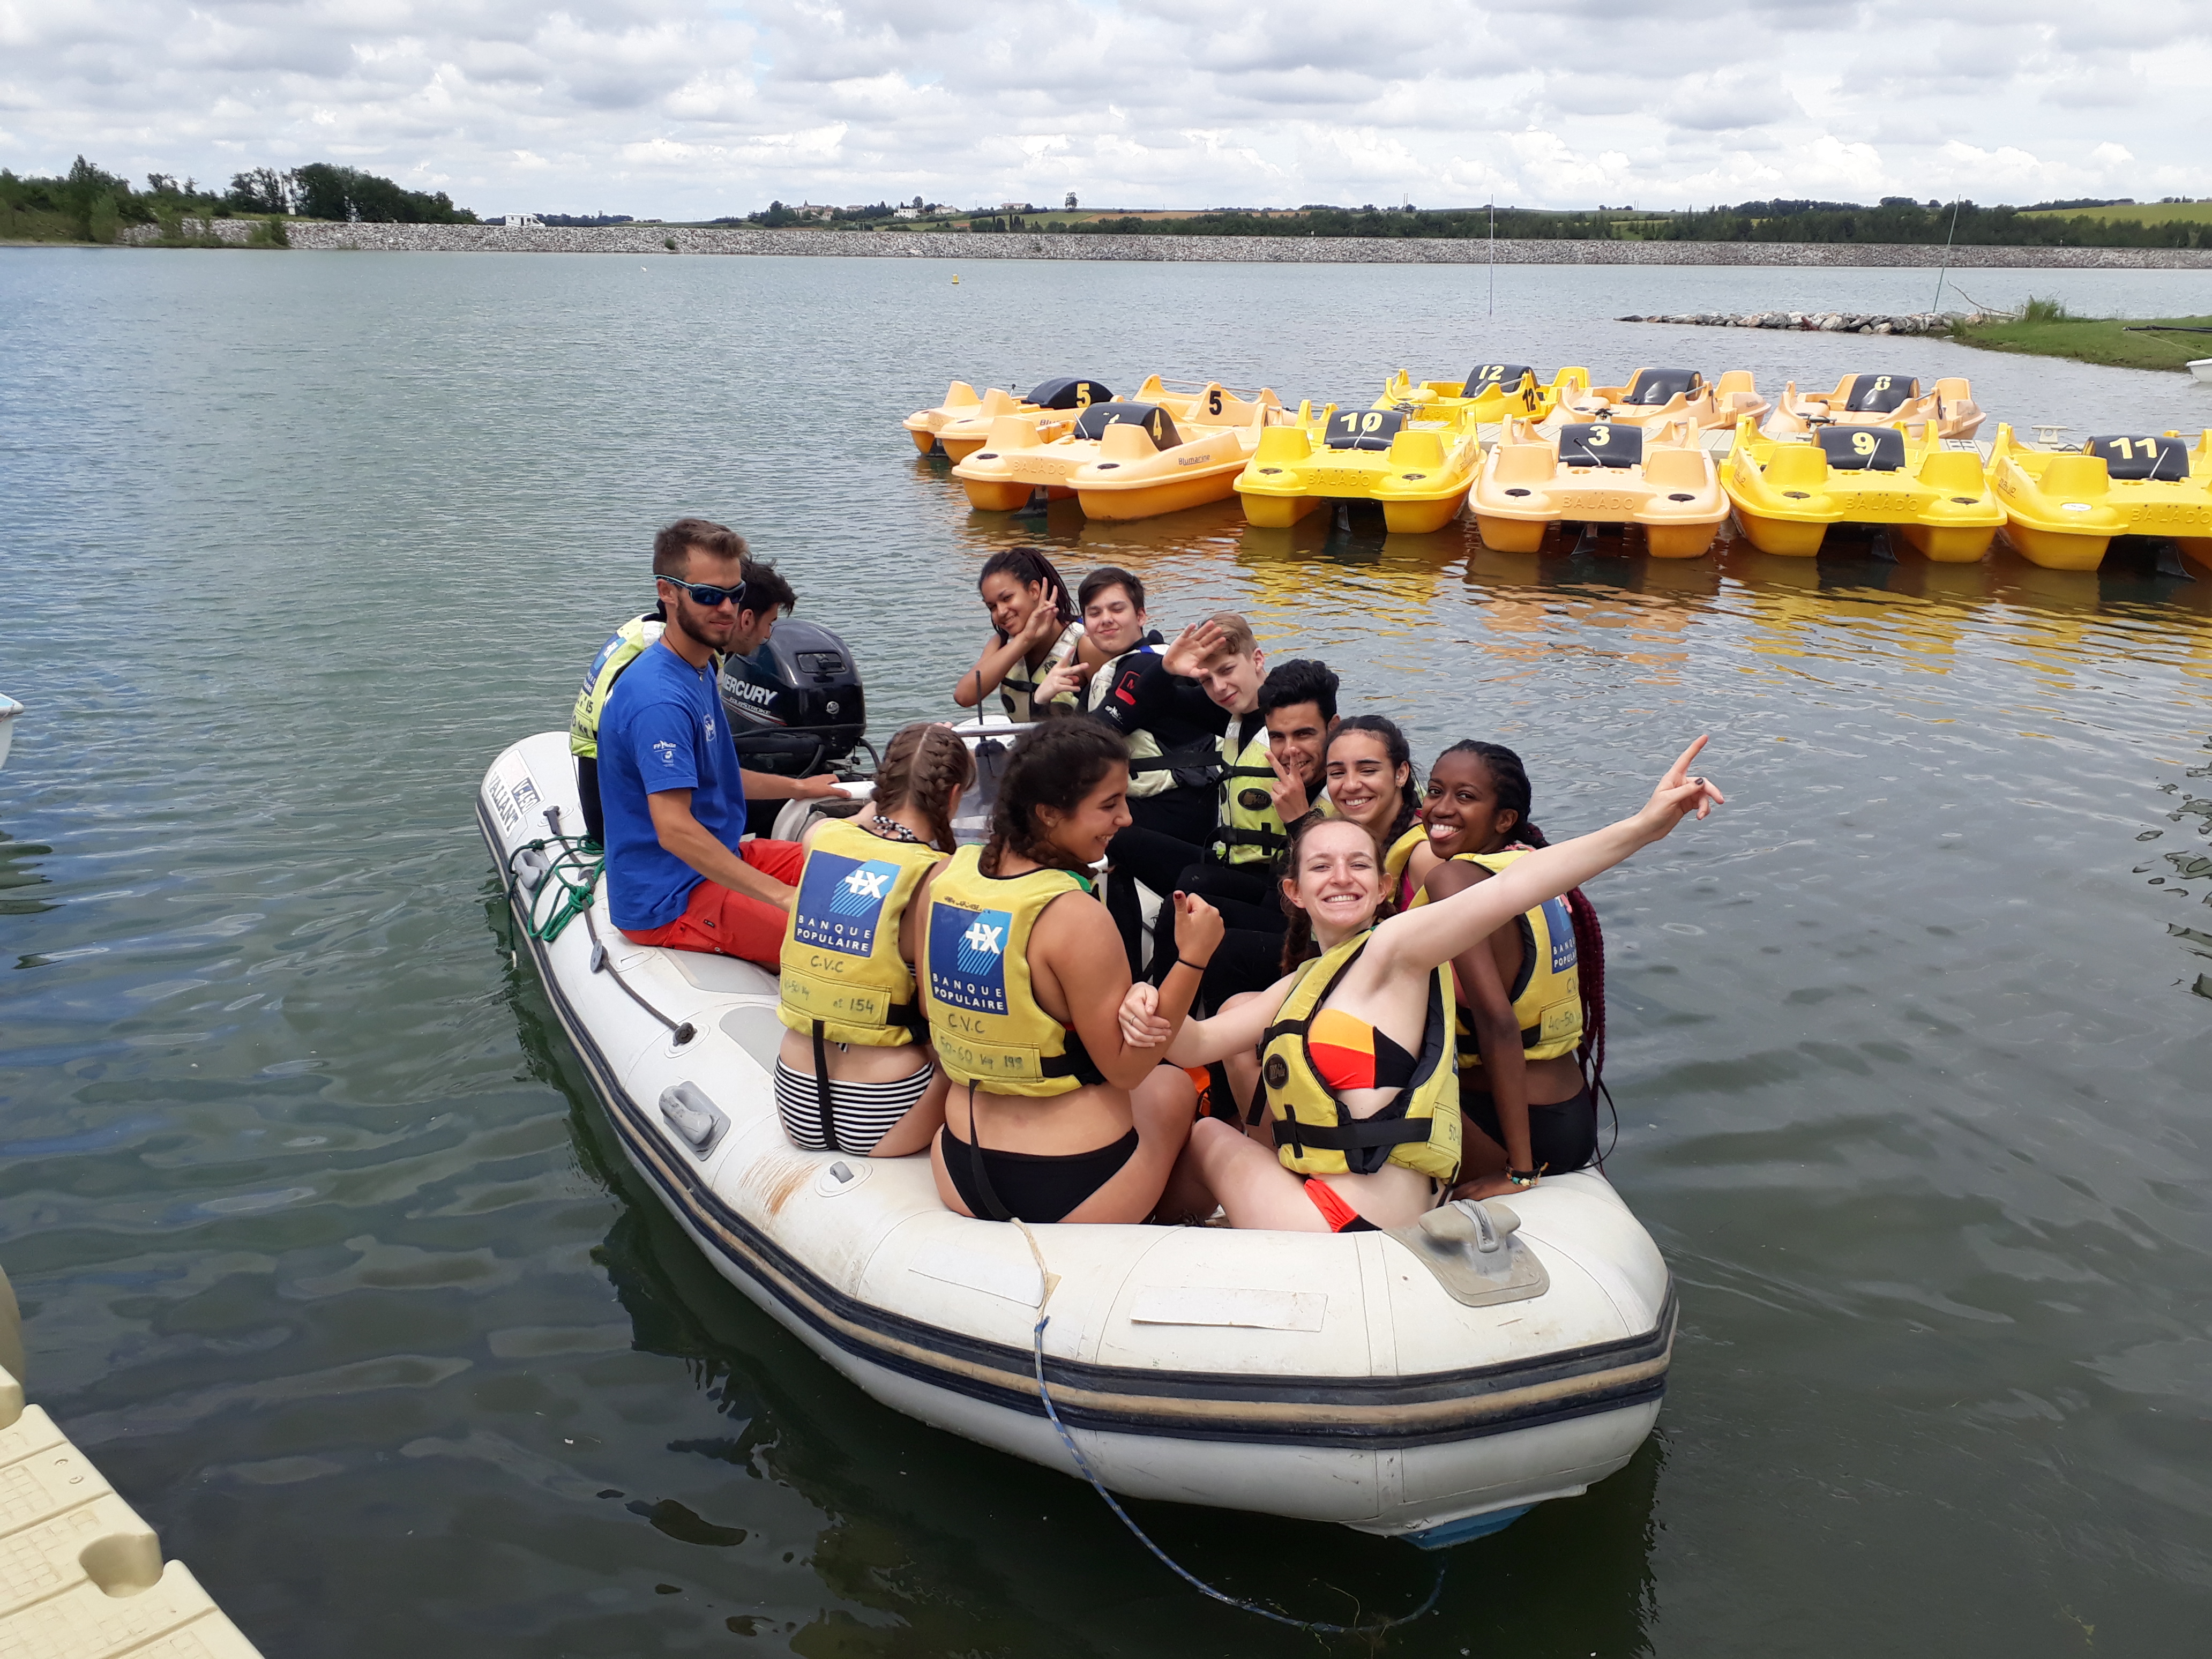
[962,1085,1015,1222]
[1272,1114,1429,1152]
[811,1020,838,1154]
[1037,1028,1106,1086]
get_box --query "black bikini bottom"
[1462,1080,1597,1175]
[939,1122,1140,1223]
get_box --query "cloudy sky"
[4,1,2209,218]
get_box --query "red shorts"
[621,840,805,967]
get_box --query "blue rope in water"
[1028,1312,1446,1634]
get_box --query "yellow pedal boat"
[1987,424,2212,570]
[1471,417,1729,558]
[918,376,1116,462]
[1763,373,1986,442]
[954,380,1285,517]
[1236,407,1482,533]
[1550,368,1769,436]
[1375,363,1591,425]
[1722,419,2004,561]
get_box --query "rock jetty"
[1619,309,1971,335]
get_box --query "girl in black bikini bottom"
[1461,1081,1598,1177]
[938,1120,1141,1223]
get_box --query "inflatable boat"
[479,726,1676,1545]
[1235,406,1483,533]
[1988,424,2212,571]
[1471,416,1730,558]
[1549,368,1768,437]
[1723,418,2005,561]
[1377,364,1590,427]
[1762,373,1985,443]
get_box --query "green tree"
[87,192,119,243]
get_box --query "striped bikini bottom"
[774,1058,935,1157]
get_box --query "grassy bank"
[1951,302,2212,372]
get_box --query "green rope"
[507,835,603,944]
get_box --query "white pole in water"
[1488,201,1495,316]
[1932,197,1962,313]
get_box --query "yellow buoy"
[952,275,960,285]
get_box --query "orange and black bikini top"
[1307,1007,1417,1094]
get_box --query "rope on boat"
[1012,1222,1447,1635]
[503,834,602,944]
[501,804,697,1044]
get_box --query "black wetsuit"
[1085,645,1225,844]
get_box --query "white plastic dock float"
[0,1271,262,1658]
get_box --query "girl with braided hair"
[923,720,1221,1224]
[1416,741,1613,1199]
[951,547,1102,722]
[773,723,975,1159]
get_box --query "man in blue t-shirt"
[598,518,806,963]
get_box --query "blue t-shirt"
[597,640,749,930]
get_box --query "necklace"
[870,814,921,843]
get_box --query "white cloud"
[0,1,2206,216]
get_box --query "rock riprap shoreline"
[115,220,2212,268]
[1619,309,1975,335]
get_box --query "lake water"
[4,246,2211,1657]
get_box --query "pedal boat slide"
[479,727,1677,1548]
[1987,425,2212,571]
[1471,417,1731,558]
[1722,419,2006,561]
[1235,406,1483,534]
[1762,372,1986,443]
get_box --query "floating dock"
[0,1273,261,1658]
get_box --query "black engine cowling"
[719,618,865,778]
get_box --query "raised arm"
[1370,737,1724,977]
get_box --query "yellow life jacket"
[1415,848,1585,1066]
[999,620,1087,723]
[923,846,1103,1096]
[776,817,945,1047]
[570,611,661,758]
[1211,722,1288,866]
[1260,932,1461,1182]
[1384,821,1428,898]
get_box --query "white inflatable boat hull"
[480,731,1673,1544]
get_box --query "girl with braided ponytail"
[1416,741,1613,1199]
[773,723,975,1159]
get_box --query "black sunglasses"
[660,576,748,609]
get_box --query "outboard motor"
[720,618,866,779]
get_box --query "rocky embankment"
[1619,309,1972,334]
[116,219,2212,268]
